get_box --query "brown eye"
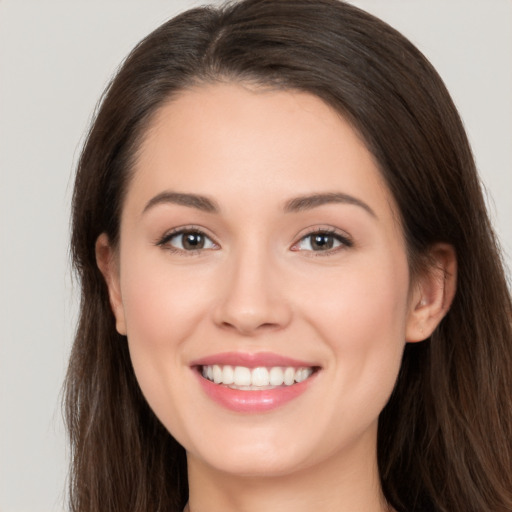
[182,232,206,250]
[159,230,217,252]
[293,231,352,252]
[310,233,335,250]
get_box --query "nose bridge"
[213,237,291,335]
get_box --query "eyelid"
[290,226,353,254]
[154,224,352,255]
[155,225,219,253]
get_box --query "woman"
[65,0,512,511]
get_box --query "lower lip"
[195,370,317,413]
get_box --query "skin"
[97,83,456,512]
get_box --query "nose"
[213,247,292,336]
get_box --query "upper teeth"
[202,365,313,388]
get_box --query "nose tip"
[212,258,292,336]
[217,308,285,336]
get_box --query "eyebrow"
[142,190,375,217]
[142,191,219,214]
[284,192,376,217]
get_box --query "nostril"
[219,319,282,335]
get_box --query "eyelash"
[156,226,353,256]
[156,226,219,255]
[291,228,353,256]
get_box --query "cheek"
[120,248,213,347]
[118,257,216,443]
[303,254,410,397]
[305,251,410,335]
[118,249,215,402]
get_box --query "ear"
[406,243,457,343]
[95,233,127,335]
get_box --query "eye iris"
[182,232,204,250]
[311,233,334,250]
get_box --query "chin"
[190,442,315,478]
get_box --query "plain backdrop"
[0,1,510,511]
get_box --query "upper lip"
[190,351,318,368]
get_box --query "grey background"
[0,1,510,511]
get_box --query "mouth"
[199,364,318,390]
[191,352,320,412]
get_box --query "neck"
[185,426,390,512]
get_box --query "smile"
[192,353,320,413]
[201,364,314,389]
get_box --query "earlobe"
[95,233,127,335]
[405,243,457,343]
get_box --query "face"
[100,83,426,479]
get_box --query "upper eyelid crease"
[295,224,353,242]
[157,227,215,245]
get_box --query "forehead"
[127,82,398,224]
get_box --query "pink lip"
[190,352,319,413]
[195,372,317,413]
[190,351,315,368]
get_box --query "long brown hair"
[66,1,512,511]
